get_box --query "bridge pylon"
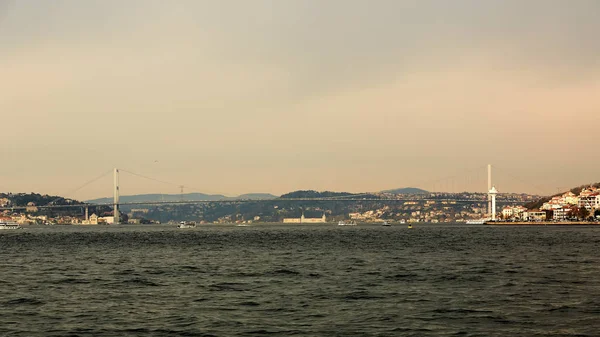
[114,168,120,224]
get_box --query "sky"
[1,0,599,200]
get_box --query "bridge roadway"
[0,197,526,211]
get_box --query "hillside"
[384,187,429,195]
[237,193,279,200]
[86,193,228,204]
[86,192,279,204]
[280,190,355,199]
[0,192,84,207]
[524,182,600,210]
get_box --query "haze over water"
[2,224,599,336]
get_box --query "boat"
[382,221,391,226]
[337,220,357,226]
[408,224,413,229]
[236,223,250,227]
[177,221,196,229]
[0,221,21,230]
[466,219,488,225]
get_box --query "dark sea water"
[1,224,600,337]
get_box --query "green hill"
[86,192,278,204]
[384,187,429,195]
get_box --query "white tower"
[114,168,120,224]
[488,186,498,221]
[487,164,492,216]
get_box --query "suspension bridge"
[0,164,548,223]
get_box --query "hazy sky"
[1,0,599,199]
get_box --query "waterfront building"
[81,213,99,225]
[522,209,546,221]
[552,206,574,220]
[99,216,115,224]
[502,206,514,219]
[283,213,327,224]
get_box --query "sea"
[1,224,600,336]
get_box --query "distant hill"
[279,190,356,199]
[0,192,84,207]
[237,193,279,200]
[278,190,380,199]
[384,187,429,195]
[86,192,278,204]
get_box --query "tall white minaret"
[114,168,120,224]
[489,186,498,221]
[487,164,492,216]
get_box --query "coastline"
[486,221,600,226]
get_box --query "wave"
[343,291,385,300]
[4,298,44,306]
[208,282,252,292]
[49,278,91,284]
[267,268,300,276]
[238,301,261,307]
[432,308,493,314]
[123,277,161,287]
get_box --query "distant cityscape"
[1,189,544,225]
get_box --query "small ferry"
[0,221,21,230]
[177,221,196,229]
[466,219,488,225]
[337,220,357,226]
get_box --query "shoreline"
[486,221,600,226]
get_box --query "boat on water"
[177,221,196,229]
[408,224,413,229]
[466,219,488,225]
[338,220,357,226]
[0,221,21,230]
[236,224,250,227]
[382,221,391,227]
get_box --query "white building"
[578,194,600,211]
[523,210,546,221]
[552,206,574,220]
[564,192,579,205]
[283,213,327,224]
[81,213,99,225]
[99,216,115,224]
[502,206,514,218]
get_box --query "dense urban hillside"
[0,193,110,221]
[0,192,83,207]
[524,182,600,210]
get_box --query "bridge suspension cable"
[118,169,226,197]
[47,169,113,205]
[396,165,489,194]
[492,166,550,196]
